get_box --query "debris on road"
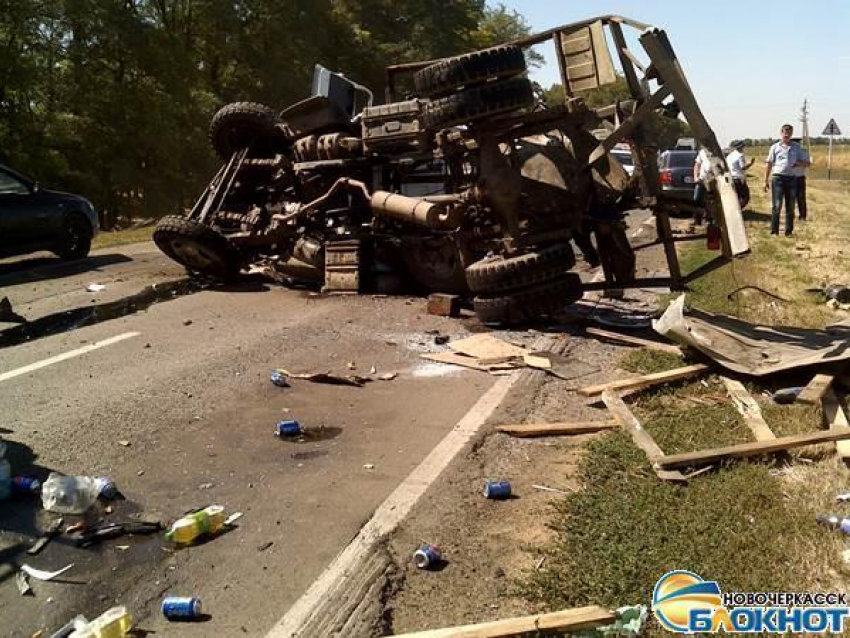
[274,369,371,387]
[28,517,63,555]
[41,474,101,514]
[20,563,74,582]
[257,541,274,552]
[363,463,375,470]
[825,285,850,304]
[532,484,575,495]
[270,369,290,387]
[413,544,442,569]
[427,294,461,318]
[16,571,32,596]
[162,596,203,620]
[166,505,227,545]
[434,334,450,345]
[85,283,106,293]
[11,476,41,495]
[117,439,131,447]
[797,373,835,404]
[722,378,775,442]
[654,295,850,376]
[584,326,682,355]
[72,521,162,547]
[379,372,398,381]
[95,476,118,499]
[275,420,303,437]
[392,605,616,637]
[70,606,132,636]
[183,319,193,326]
[224,512,243,526]
[449,334,527,360]
[483,480,511,499]
[578,363,709,397]
[496,421,617,438]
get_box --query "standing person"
[692,146,713,225]
[764,124,809,236]
[726,140,754,208]
[791,137,811,220]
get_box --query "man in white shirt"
[726,140,754,208]
[764,124,810,236]
[692,147,712,225]
[791,138,810,220]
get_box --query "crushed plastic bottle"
[69,606,132,638]
[41,473,100,514]
[166,505,226,545]
[817,514,850,535]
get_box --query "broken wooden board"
[585,327,683,355]
[824,388,850,459]
[601,391,687,482]
[797,373,834,405]
[657,429,850,469]
[392,605,616,638]
[722,377,775,441]
[421,352,517,372]
[448,334,528,360]
[496,421,618,438]
[579,363,710,397]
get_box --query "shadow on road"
[0,253,134,288]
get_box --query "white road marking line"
[267,373,518,638]
[0,332,140,383]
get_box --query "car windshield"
[667,152,696,169]
[0,170,29,195]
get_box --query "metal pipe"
[370,191,462,229]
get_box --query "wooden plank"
[658,429,850,469]
[722,377,775,441]
[602,391,687,482]
[496,421,618,438]
[585,327,682,355]
[797,373,834,404]
[578,363,710,397]
[824,388,850,459]
[392,605,616,638]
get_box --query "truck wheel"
[473,274,583,326]
[414,45,527,98]
[422,77,534,130]
[209,102,282,161]
[465,244,576,294]
[153,216,242,280]
[56,214,92,260]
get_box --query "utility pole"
[800,98,811,155]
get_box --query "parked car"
[658,150,698,200]
[0,164,98,260]
[611,144,635,177]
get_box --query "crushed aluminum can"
[483,480,511,500]
[275,420,303,437]
[413,544,442,569]
[162,596,202,620]
[270,369,289,387]
[95,477,118,499]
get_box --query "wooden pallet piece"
[496,421,618,438]
[824,388,850,459]
[392,605,616,638]
[601,391,687,482]
[579,363,710,397]
[585,327,683,355]
[797,373,835,404]
[722,377,775,441]
[657,429,850,469]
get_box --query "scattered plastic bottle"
[11,476,41,495]
[817,514,850,534]
[0,457,11,501]
[95,477,118,499]
[41,473,101,514]
[166,505,227,545]
[270,369,289,387]
[69,606,132,638]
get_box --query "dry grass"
[92,225,154,250]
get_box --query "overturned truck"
[154,15,748,325]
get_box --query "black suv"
[0,164,99,260]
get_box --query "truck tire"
[55,214,92,260]
[473,274,583,326]
[465,244,576,294]
[153,216,242,280]
[209,102,281,160]
[422,77,534,130]
[414,45,527,98]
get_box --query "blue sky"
[501,0,849,144]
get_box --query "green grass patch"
[617,349,684,375]
[92,225,154,250]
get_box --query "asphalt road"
[0,245,495,637]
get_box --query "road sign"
[822,118,841,136]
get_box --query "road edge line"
[266,373,518,638]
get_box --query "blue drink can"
[275,420,303,437]
[162,596,202,620]
[413,544,442,569]
[270,370,289,387]
[11,476,41,495]
[95,476,118,499]
[483,480,511,499]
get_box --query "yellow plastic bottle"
[166,505,226,544]
[70,606,132,637]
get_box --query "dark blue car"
[0,164,99,260]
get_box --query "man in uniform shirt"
[791,137,810,220]
[764,124,810,236]
[726,140,754,208]
[692,146,713,225]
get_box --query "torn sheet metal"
[654,295,850,376]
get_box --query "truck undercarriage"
[153,15,748,325]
